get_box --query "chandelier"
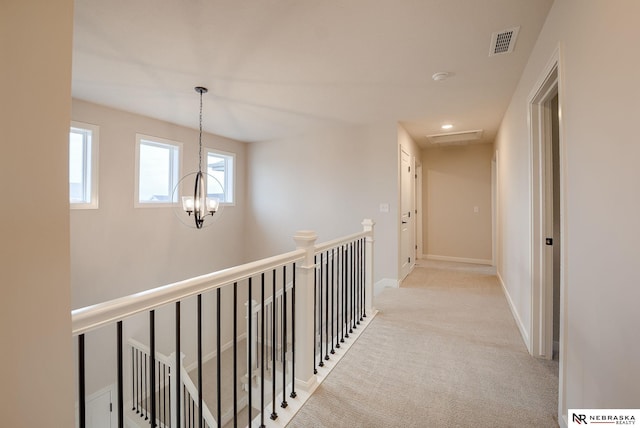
[176,86,223,229]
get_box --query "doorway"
[529,56,563,362]
[399,147,415,280]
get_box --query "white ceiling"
[72,0,554,146]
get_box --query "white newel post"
[362,219,375,315]
[293,230,319,391]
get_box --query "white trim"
[497,272,530,353]
[424,254,493,266]
[528,44,568,426]
[205,147,236,206]
[70,121,99,209]
[134,133,183,208]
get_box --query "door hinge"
[408,211,411,218]
[408,257,411,263]
[408,166,411,172]
[110,402,113,412]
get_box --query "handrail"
[72,249,305,336]
[314,231,367,254]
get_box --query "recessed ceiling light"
[441,124,453,130]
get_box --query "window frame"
[135,134,183,208]
[69,121,99,209]
[205,148,235,206]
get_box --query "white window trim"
[205,147,236,206]
[135,134,183,208]
[70,121,99,210]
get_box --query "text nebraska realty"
[574,413,636,424]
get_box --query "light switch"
[473,206,479,213]
[379,203,390,213]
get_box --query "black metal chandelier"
[180,86,220,229]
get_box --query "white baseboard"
[424,254,493,265]
[497,271,531,353]
[374,278,398,295]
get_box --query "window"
[136,135,181,206]
[206,149,235,204]
[69,122,99,209]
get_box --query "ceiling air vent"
[489,26,520,56]
[426,129,484,146]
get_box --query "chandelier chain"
[198,89,203,173]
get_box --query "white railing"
[72,220,375,428]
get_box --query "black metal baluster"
[150,310,156,427]
[138,349,142,415]
[270,269,277,420]
[356,239,360,324]
[145,351,149,420]
[233,282,238,428]
[351,242,356,332]
[345,244,350,339]
[78,334,86,428]
[360,238,365,320]
[132,347,136,412]
[363,238,367,318]
[176,302,181,428]
[260,273,266,428]
[324,250,330,362]
[330,248,335,355]
[248,278,253,428]
[290,262,297,399]
[116,322,123,428]
[336,246,341,347]
[318,252,324,367]
[341,245,346,342]
[217,288,222,428]
[281,265,288,409]
[313,255,318,374]
[183,386,187,428]
[197,295,203,428]
[161,361,165,426]
[168,365,171,428]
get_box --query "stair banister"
[71,249,305,336]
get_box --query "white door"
[86,389,112,428]
[400,148,415,280]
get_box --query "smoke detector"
[432,71,451,82]
[489,27,520,56]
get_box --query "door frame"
[399,145,416,281]
[528,45,567,421]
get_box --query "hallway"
[288,261,559,427]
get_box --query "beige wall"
[0,0,75,426]
[70,100,249,395]
[422,144,493,263]
[70,100,248,308]
[496,0,640,419]
[245,121,400,285]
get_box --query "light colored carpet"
[287,261,559,428]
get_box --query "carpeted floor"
[287,261,559,428]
